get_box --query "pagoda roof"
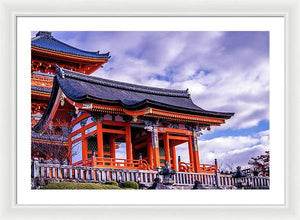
[32,131,68,143]
[31,31,110,59]
[58,67,233,118]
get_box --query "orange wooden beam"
[71,112,90,126]
[102,128,126,134]
[132,134,148,145]
[102,120,126,127]
[168,135,189,141]
[134,141,147,150]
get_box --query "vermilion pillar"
[97,118,104,158]
[82,131,88,160]
[68,136,72,164]
[110,136,116,160]
[171,144,177,171]
[188,136,194,168]
[164,133,170,164]
[125,122,133,160]
[192,130,200,173]
[151,125,160,169]
[147,135,154,167]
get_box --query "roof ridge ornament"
[36,31,53,39]
[55,65,65,78]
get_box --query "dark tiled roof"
[31,86,52,93]
[31,31,110,59]
[55,67,234,119]
[32,131,68,142]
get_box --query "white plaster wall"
[72,141,82,163]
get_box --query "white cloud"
[174,130,269,170]
[40,31,270,170]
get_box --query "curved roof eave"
[31,31,110,59]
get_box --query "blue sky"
[32,31,269,170]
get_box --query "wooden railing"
[72,157,153,170]
[178,161,194,172]
[32,160,270,189]
[178,162,217,174]
[32,160,157,186]
[173,172,217,185]
[199,164,217,174]
[173,172,269,188]
[218,174,270,188]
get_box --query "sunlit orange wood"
[68,136,72,164]
[97,119,104,158]
[110,136,116,159]
[102,120,126,127]
[171,145,177,171]
[147,135,153,167]
[102,128,126,134]
[194,150,200,173]
[82,133,88,160]
[168,135,189,141]
[164,133,170,164]
[71,112,90,126]
[188,136,194,166]
[192,133,200,173]
[125,122,132,160]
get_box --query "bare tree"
[32,125,79,165]
[224,163,235,173]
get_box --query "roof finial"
[186,88,191,98]
[55,64,65,78]
[36,31,52,39]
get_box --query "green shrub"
[41,182,120,190]
[122,181,138,189]
[104,181,119,187]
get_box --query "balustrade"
[32,160,269,188]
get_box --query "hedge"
[41,182,120,190]
[122,181,138,189]
[104,181,119,187]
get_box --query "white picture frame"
[1,0,299,219]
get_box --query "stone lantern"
[232,166,246,189]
